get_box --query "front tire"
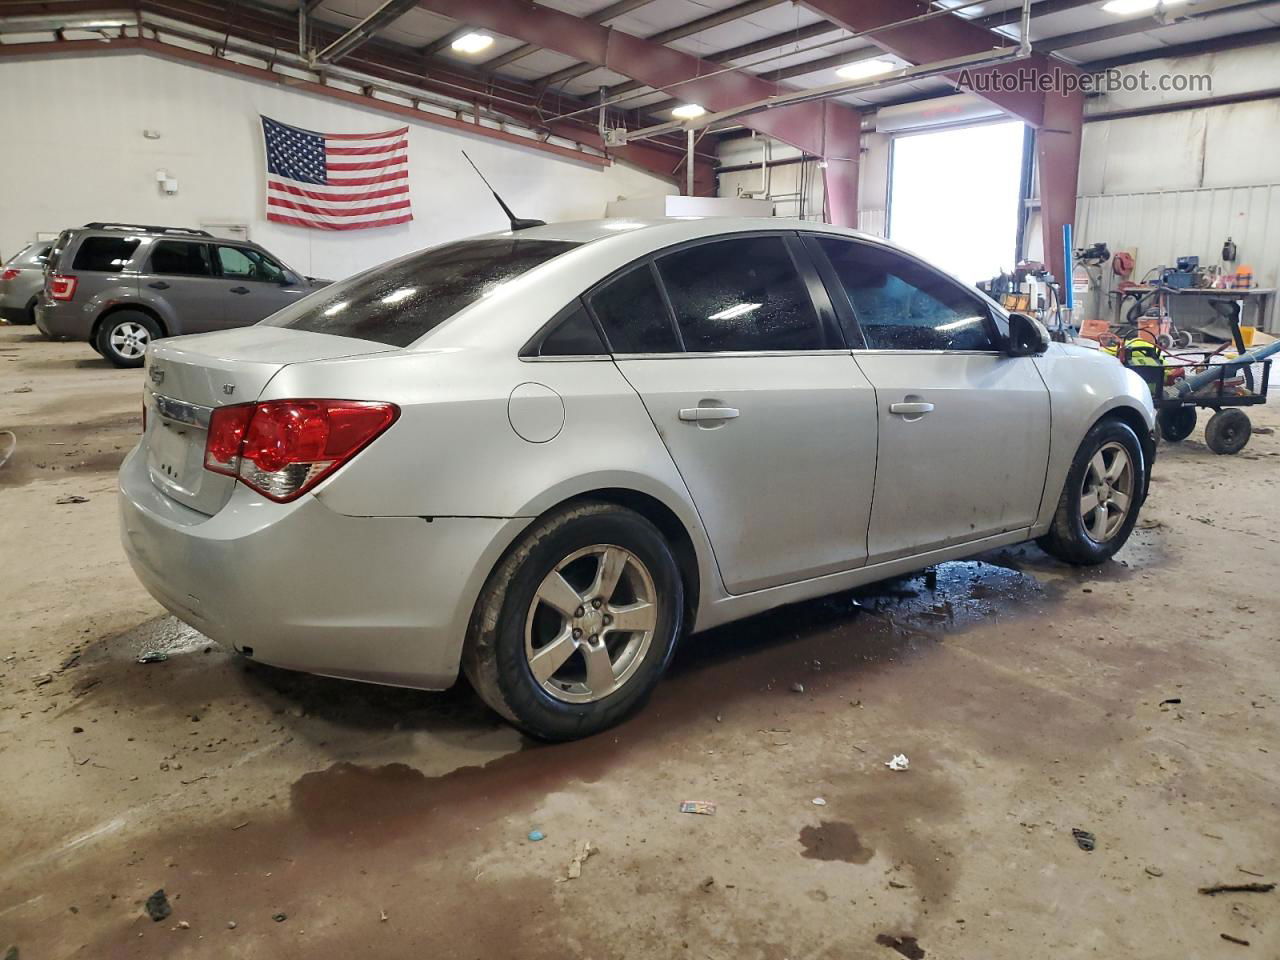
[1038,418,1145,565]
[96,311,160,368]
[463,502,684,741]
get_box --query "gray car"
[35,222,323,367]
[120,217,1157,740]
[1,240,53,325]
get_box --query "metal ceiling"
[275,0,1280,120]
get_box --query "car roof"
[471,216,884,249]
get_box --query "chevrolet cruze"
[119,218,1156,740]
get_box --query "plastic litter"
[679,800,716,816]
[144,889,171,922]
[565,840,595,880]
[812,797,827,806]
[528,830,545,842]
[1072,828,1096,851]
[885,754,909,771]
[136,651,169,664]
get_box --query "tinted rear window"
[263,239,580,347]
[72,236,141,273]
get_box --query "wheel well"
[558,488,701,623]
[1097,404,1156,496]
[92,304,168,342]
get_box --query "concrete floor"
[1,323,1278,959]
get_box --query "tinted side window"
[217,246,286,283]
[263,239,579,348]
[817,238,997,351]
[72,236,141,273]
[532,302,607,357]
[150,241,212,277]
[589,264,680,354]
[656,236,826,352]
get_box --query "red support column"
[1037,88,1084,283]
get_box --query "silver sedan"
[119,218,1156,740]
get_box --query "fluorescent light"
[451,32,494,54]
[671,103,706,119]
[837,58,896,81]
[1101,0,1185,12]
[708,302,760,322]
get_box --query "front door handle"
[889,401,935,416]
[679,406,740,422]
[229,286,251,295]
[147,281,170,290]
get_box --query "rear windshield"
[4,242,51,267]
[72,235,142,273]
[262,238,581,347]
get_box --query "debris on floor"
[143,889,171,922]
[1199,882,1274,896]
[790,682,805,694]
[812,797,827,806]
[1071,828,1096,852]
[700,876,715,892]
[528,829,545,842]
[1144,865,1164,877]
[272,913,287,923]
[136,651,169,664]
[875,933,925,959]
[54,495,89,505]
[679,800,716,816]
[561,840,596,881]
[1221,933,1251,946]
[885,754,909,771]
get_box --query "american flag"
[261,116,412,231]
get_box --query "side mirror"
[1007,312,1050,357]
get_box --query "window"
[150,241,213,277]
[817,238,998,352]
[656,236,826,352]
[216,246,287,283]
[72,236,141,273]
[588,264,680,354]
[263,238,579,348]
[527,301,607,357]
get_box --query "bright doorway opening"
[888,120,1027,285]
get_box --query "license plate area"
[147,418,201,494]
[144,391,234,515]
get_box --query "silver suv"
[36,223,325,367]
[1,240,54,325]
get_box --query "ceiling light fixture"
[836,58,897,81]
[671,103,707,119]
[1100,0,1185,13]
[451,32,494,54]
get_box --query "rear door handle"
[147,281,170,290]
[679,406,740,422]
[889,401,935,415]
[229,286,251,295]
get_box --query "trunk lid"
[142,327,396,516]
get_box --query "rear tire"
[1038,418,1145,565]
[463,502,684,741]
[1204,408,1251,455]
[1158,406,1196,442]
[95,311,160,368]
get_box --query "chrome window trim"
[519,355,612,363]
[611,349,856,361]
[152,392,213,428]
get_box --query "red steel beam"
[415,0,861,217]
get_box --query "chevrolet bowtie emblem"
[149,366,164,385]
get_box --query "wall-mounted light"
[671,103,706,119]
[836,58,896,81]
[451,32,494,54]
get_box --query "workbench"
[1113,285,1277,337]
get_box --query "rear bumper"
[34,301,89,339]
[117,446,528,690]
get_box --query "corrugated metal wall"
[1075,185,1280,331]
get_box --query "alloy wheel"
[109,321,151,360]
[1079,440,1134,543]
[524,544,658,704]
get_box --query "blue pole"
[1062,223,1074,310]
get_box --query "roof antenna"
[461,151,546,231]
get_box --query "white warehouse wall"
[0,52,675,280]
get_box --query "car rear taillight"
[203,399,398,502]
[50,275,78,301]
[1,269,19,281]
